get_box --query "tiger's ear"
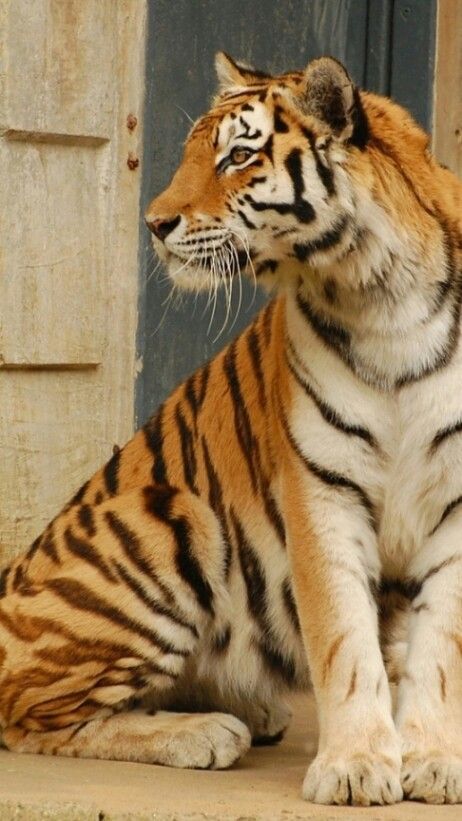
[299,57,368,147]
[215,52,270,94]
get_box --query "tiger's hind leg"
[1,484,251,768]
[4,709,251,769]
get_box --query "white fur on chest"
[288,297,462,575]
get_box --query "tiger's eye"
[230,146,252,165]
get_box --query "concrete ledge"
[0,695,460,820]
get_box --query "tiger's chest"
[289,339,462,575]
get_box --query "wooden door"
[0,0,146,562]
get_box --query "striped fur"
[2,53,462,805]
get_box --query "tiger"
[1,50,462,807]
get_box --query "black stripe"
[274,106,289,133]
[144,486,214,614]
[286,343,377,448]
[113,559,198,639]
[237,115,261,141]
[426,217,458,320]
[244,149,315,224]
[103,449,121,497]
[323,278,337,304]
[184,363,210,429]
[257,639,296,685]
[246,326,266,411]
[144,405,168,485]
[67,720,93,741]
[263,134,273,163]
[175,403,198,494]
[201,436,233,578]
[26,535,43,561]
[350,88,369,149]
[231,508,267,625]
[281,578,301,633]
[41,530,61,565]
[260,476,286,545]
[379,577,422,602]
[429,419,462,453]
[420,555,462,585]
[184,374,199,427]
[47,577,188,656]
[212,624,232,653]
[13,564,24,590]
[197,363,210,405]
[296,291,353,369]
[237,209,256,230]
[293,214,349,262]
[280,409,376,531]
[285,149,304,200]
[105,509,176,605]
[284,148,316,223]
[262,300,275,347]
[231,508,295,684]
[247,175,267,188]
[302,127,335,196]
[255,259,278,277]
[64,527,116,583]
[35,628,148,666]
[0,566,10,598]
[143,660,180,680]
[429,495,462,536]
[69,480,90,507]
[78,504,96,538]
[219,87,268,103]
[223,341,260,492]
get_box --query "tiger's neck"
[284,203,461,391]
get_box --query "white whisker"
[174,103,195,125]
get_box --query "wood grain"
[433,0,462,177]
[0,0,146,562]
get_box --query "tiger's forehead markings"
[216,102,274,153]
[187,81,295,150]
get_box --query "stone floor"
[0,694,460,820]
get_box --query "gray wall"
[137,0,436,424]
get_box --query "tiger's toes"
[250,701,292,745]
[402,754,462,804]
[303,753,403,806]
[161,712,251,770]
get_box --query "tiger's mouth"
[164,242,253,288]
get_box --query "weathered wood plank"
[0,0,146,561]
[0,0,116,140]
[0,140,105,366]
[0,370,105,562]
[433,0,462,177]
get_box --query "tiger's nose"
[145,215,181,241]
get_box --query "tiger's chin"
[167,256,216,292]
[165,250,252,293]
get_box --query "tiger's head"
[145,52,436,296]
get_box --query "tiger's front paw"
[402,754,462,804]
[303,752,403,806]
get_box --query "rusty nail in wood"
[127,114,138,131]
[127,152,139,170]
